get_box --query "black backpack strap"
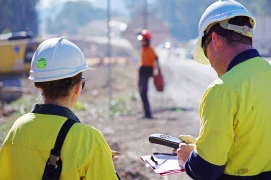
[42,119,77,180]
[116,172,122,180]
[53,118,76,153]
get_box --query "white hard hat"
[193,0,256,64]
[29,37,92,82]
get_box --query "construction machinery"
[0,31,41,103]
[0,31,41,74]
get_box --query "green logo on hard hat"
[36,57,47,70]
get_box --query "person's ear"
[211,32,220,51]
[73,82,81,95]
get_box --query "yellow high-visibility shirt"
[195,55,271,176]
[0,104,118,180]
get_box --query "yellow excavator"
[0,31,41,103]
[0,31,41,73]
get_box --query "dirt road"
[1,48,217,180]
[2,49,271,179]
[75,49,217,180]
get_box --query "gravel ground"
[4,54,215,179]
[2,49,270,180]
[76,64,199,180]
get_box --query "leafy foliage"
[123,0,271,41]
[0,0,39,35]
[46,1,106,35]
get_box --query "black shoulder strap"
[42,119,77,180]
[42,119,122,180]
[53,119,76,152]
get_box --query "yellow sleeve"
[81,130,118,180]
[195,84,238,165]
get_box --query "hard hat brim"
[194,0,257,65]
[29,63,94,82]
[193,37,210,65]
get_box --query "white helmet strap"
[219,20,253,38]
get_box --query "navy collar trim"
[31,104,80,122]
[227,49,261,72]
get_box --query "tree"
[46,1,106,35]
[123,0,271,41]
[122,0,143,18]
[238,0,269,15]
[123,0,212,41]
[0,0,39,35]
[152,0,209,41]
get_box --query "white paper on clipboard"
[140,154,185,176]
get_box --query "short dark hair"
[207,16,253,46]
[143,39,150,47]
[35,72,82,99]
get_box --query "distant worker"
[177,0,271,179]
[137,29,160,119]
[0,38,120,180]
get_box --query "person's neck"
[218,44,253,76]
[44,98,72,110]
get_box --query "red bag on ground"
[154,70,164,92]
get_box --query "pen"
[153,152,177,156]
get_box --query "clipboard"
[140,154,185,176]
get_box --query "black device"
[149,133,182,149]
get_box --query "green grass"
[0,96,33,144]
[110,97,133,118]
[10,96,34,116]
[0,98,87,144]
[87,94,137,119]
[0,120,15,144]
[72,101,86,111]
[0,94,133,144]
